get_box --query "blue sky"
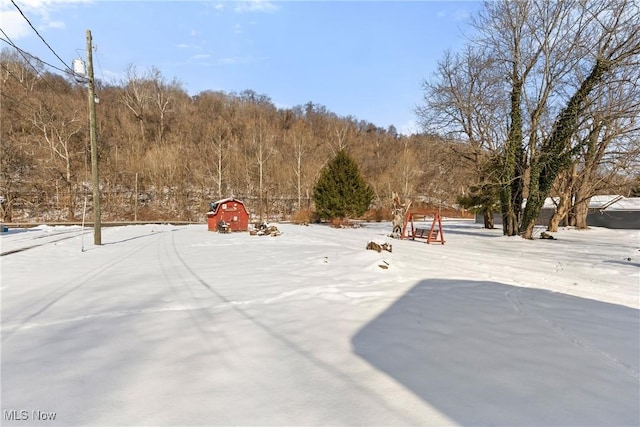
[1,0,482,134]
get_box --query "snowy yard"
[1,220,638,426]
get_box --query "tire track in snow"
[165,230,426,426]
[159,230,237,340]
[1,230,82,256]
[3,228,339,332]
[0,286,389,332]
[2,227,78,244]
[2,230,167,339]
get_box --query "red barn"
[207,197,249,232]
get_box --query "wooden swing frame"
[400,210,446,245]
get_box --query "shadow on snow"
[352,279,640,427]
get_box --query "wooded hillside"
[1,53,474,223]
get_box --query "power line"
[9,0,74,74]
[0,31,86,119]
[0,28,51,83]
[0,31,80,110]
[94,46,106,84]
[0,35,71,76]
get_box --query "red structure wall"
[207,198,249,232]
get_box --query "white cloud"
[399,119,419,136]
[234,24,242,34]
[274,100,290,110]
[233,0,278,14]
[99,68,123,83]
[191,53,211,60]
[0,0,87,40]
[0,9,31,39]
[435,7,472,22]
[218,57,238,65]
[43,20,65,30]
[217,56,256,65]
[453,8,472,21]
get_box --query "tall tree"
[449,0,640,238]
[313,150,374,219]
[32,91,84,220]
[120,64,152,148]
[519,0,640,238]
[288,119,311,209]
[417,46,506,228]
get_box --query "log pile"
[250,222,281,236]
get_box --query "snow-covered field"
[1,220,638,426]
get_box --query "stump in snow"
[391,192,411,238]
[366,241,392,253]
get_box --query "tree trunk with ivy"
[501,70,525,237]
[520,59,612,238]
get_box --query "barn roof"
[596,197,640,211]
[212,197,243,205]
[533,195,640,211]
[589,195,624,209]
[208,197,248,214]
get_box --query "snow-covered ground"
[1,220,638,426]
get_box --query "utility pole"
[87,29,101,245]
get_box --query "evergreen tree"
[313,150,374,219]
[457,182,500,229]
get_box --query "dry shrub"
[409,203,474,219]
[291,209,317,224]
[135,207,174,222]
[329,217,359,228]
[362,207,392,222]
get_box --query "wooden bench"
[414,228,431,239]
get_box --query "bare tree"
[0,49,41,92]
[328,118,352,155]
[570,77,640,228]
[520,0,640,238]
[203,118,232,199]
[471,0,593,236]
[462,0,640,238]
[547,164,577,231]
[418,47,504,156]
[148,67,183,145]
[32,99,84,220]
[287,119,310,209]
[120,64,153,150]
[255,129,276,220]
[417,46,505,226]
[379,137,421,201]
